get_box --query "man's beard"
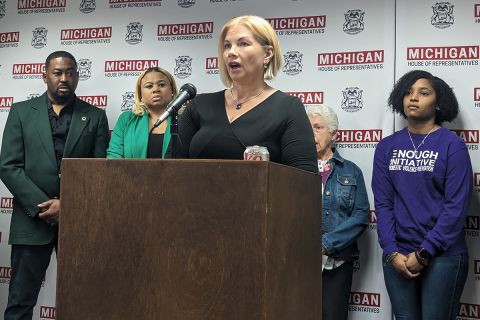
[51,87,74,103]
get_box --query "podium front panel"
[57,159,321,320]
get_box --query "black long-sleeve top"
[177,90,317,173]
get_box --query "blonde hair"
[132,67,178,116]
[218,15,282,87]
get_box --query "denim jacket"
[322,148,370,258]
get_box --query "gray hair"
[306,105,338,133]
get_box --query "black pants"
[322,261,354,320]
[4,240,56,320]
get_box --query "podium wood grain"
[57,159,322,320]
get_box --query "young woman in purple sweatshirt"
[372,70,473,320]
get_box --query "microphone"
[152,83,197,128]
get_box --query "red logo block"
[287,92,324,104]
[474,260,480,275]
[451,130,479,144]
[318,50,384,66]
[349,292,381,307]
[458,303,480,318]
[337,130,382,143]
[157,22,213,36]
[369,210,377,224]
[205,57,218,70]
[104,60,158,72]
[40,306,55,319]
[12,63,44,75]
[266,16,326,30]
[0,267,12,279]
[78,95,108,107]
[61,27,112,40]
[1,197,13,209]
[0,32,19,43]
[407,46,479,60]
[0,97,13,108]
[18,0,66,9]
[474,88,480,101]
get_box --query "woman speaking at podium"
[177,15,317,173]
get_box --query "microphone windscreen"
[180,83,197,98]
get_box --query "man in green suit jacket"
[0,51,109,320]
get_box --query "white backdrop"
[0,0,478,319]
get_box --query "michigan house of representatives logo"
[287,91,323,107]
[40,306,55,320]
[451,129,479,151]
[407,45,479,67]
[61,27,111,45]
[431,2,454,28]
[266,15,326,36]
[125,22,143,44]
[104,59,158,77]
[78,95,107,109]
[78,59,92,81]
[205,57,218,75]
[318,50,384,72]
[0,197,13,213]
[336,129,381,150]
[80,0,96,13]
[348,291,381,313]
[121,92,134,111]
[343,9,365,34]
[458,303,480,319]
[464,215,479,237]
[0,32,19,48]
[0,97,13,112]
[341,87,363,112]
[283,51,303,75]
[31,27,47,49]
[17,0,66,14]
[174,56,192,79]
[157,22,213,41]
[12,63,44,80]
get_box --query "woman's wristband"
[385,251,399,264]
[415,248,432,267]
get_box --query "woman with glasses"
[107,67,178,158]
[306,105,369,320]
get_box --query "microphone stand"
[149,110,179,159]
[169,108,179,159]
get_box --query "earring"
[435,106,440,111]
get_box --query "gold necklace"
[230,88,265,110]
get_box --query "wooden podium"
[57,159,322,320]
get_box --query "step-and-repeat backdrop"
[0,1,478,319]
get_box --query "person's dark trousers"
[4,240,56,320]
[322,261,354,320]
